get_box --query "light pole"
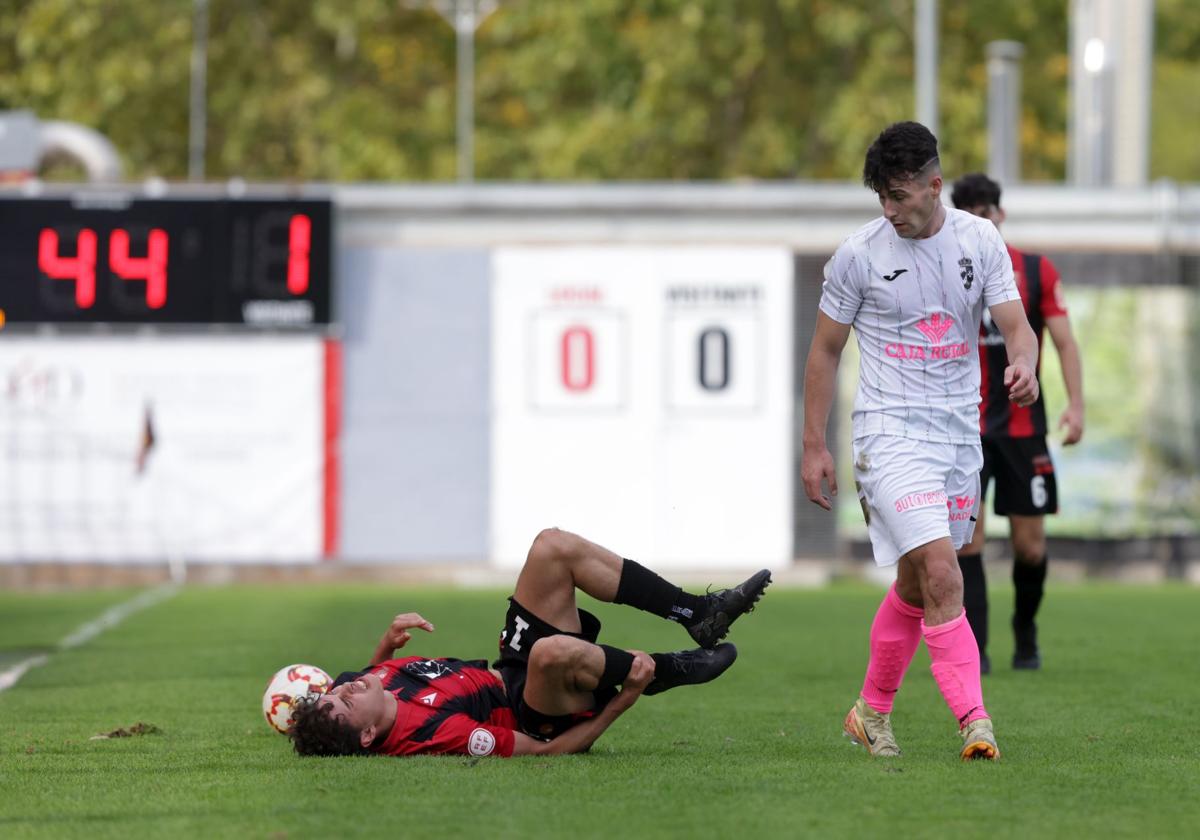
[188,0,209,181]
[429,0,499,183]
[915,0,939,137]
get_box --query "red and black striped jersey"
[333,656,518,758]
[978,245,1068,438]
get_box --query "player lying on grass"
[289,527,771,758]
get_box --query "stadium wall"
[1,182,1197,579]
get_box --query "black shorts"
[980,436,1058,516]
[492,597,616,742]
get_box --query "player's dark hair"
[862,121,940,193]
[288,693,371,757]
[951,173,1003,210]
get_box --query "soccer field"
[2,582,1198,839]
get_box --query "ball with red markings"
[262,663,332,734]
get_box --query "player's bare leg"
[900,537,962,624]
[513,527,770,647]
[522,635,615,716]
[1009,514,1048,669]
[513,528,624,633]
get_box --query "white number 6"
[1031,475,1048,509]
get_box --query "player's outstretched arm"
[369,612,436,666]
[510,652,654,756]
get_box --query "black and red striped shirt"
[978,245,1068,438]
[334,656,518,758]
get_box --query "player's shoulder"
[829,216,891,265]
[946,206,998,239]
[847,215,895,248]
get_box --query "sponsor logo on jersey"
[882,268,908,282]
[916,313,954,343]
[885,342,970,360]
[885,313,968,361]
[468,727,497,756]
[419,692,438,706]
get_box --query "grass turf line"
[0,583,1198,839]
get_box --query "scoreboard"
[0,195,333,328]
[491,247,794,569]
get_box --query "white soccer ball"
[262,663,332,734]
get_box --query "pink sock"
[922,611,989,725]
[860,584,924,714]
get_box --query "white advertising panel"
[0,336,332,562]
[492,248,793,569]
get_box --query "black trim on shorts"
[492,597,612,742]
[980,435,1058,516]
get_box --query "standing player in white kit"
[801,122,1039,761]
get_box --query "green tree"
[0,0,1195,182]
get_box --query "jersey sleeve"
[1037,256,1068,318]
[980,223,1020,308]
[817,238,865,325]
[418,713,516,758]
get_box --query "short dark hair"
[951,173,1002,210]
[288,693,370,757]
[862,121,940,193]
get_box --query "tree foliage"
[0,0,1194,182]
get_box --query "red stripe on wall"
[323,339,342,559]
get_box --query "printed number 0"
[697,327,730,391]
[560,326,595,391]
[1031,476,1048,509]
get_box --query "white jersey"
[819,207,1020,444]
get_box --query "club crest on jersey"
[404,660,454,680]
[958,257,975,289]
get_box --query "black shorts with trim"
[981,435,1058,516]
[492,597,616,742]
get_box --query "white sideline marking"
[0,584,180,694]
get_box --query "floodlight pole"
[188,0,209,181]
[431,0,499,183]
[915,0,939,138]
[987,40,1024,185]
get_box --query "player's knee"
[528,635,578,672]
[528,528,570,565]
[912,548,963,597]
[1013,542,1045,566]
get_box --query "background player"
[802,122,1039,761]
[951,173,1085,672]
[288,527,771,757]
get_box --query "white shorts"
[852,434,983,567]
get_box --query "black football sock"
[595,645,635,691]
[957,552,989,654]
[1012,555,1048,628]
[613,559,707,624]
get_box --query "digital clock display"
[0,196,333,328]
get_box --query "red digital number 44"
[38,228,169,310]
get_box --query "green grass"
[1,582,1198,839]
